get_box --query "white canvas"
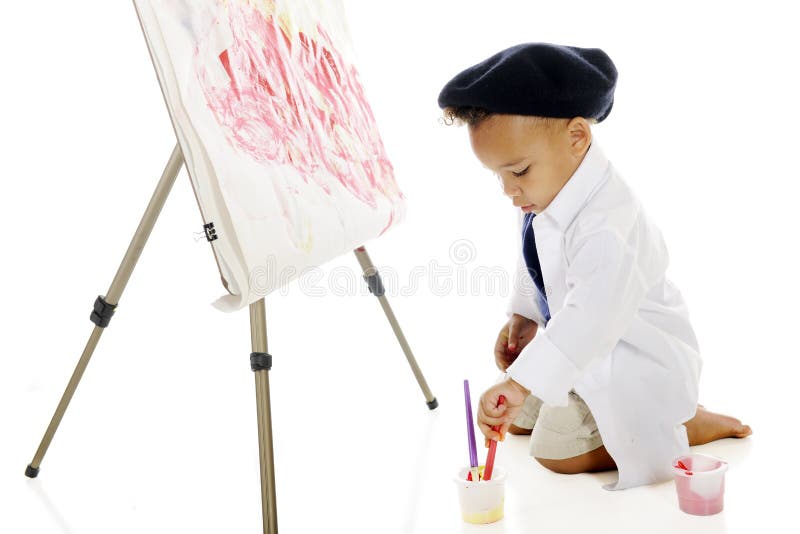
[134,0,406,311]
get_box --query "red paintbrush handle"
[484,441,498,481]
[483,395,506,481]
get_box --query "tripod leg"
[354,246,438,410]
[26,144,184,478]
[249,298,278,534]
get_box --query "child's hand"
[494,314,538,371]
[477,378,530,446]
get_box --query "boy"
[438,43,751,490]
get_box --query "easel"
[24,143,438,534]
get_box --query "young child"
[438,42,751,490]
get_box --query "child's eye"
[512,165,530,177]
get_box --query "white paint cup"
[672,453,729,515]
[453,466,506,524]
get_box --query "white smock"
[504,139,702,490]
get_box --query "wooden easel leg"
[354,246,438,410]
[249,298,278,534]
[26,144,184,478]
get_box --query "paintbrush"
[482,394,506,481]
[464,380,480,482]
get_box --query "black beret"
[438,42,618,123]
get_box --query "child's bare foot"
[685,405,752,446]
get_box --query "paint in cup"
[672,453,729,515]
[454,466,506,524]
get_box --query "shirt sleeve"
[505,229,649,406]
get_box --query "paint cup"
[672,453,729,515]
[454,466,506,524]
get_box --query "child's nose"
[496,175,520,196]
[501,180,522,197]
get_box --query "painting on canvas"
[134,0,405,311]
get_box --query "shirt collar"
[535,139,610,230]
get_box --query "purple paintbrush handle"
[464,379,478,468]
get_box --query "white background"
[1,1,798,533]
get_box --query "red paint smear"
[675,460,693,475]
[195,2,403,221]
[378,208,393,237]
[218,49,239,97]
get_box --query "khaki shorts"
[512,390,604,460]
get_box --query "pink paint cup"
[672,453,729,515]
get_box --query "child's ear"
[567,117,592,154]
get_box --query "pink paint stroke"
[194,1,403,234]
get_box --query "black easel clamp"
[363,272,385,297]
[89,295,117,327]
[250,352,273,371]
[204,222,218,242]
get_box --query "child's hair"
[441,105,598,130]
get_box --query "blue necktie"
[521,212,551,322]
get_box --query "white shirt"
[504,138,702,491]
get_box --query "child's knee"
[508,423,533,435]
[534,455,584,475]
[534,446,616,474]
